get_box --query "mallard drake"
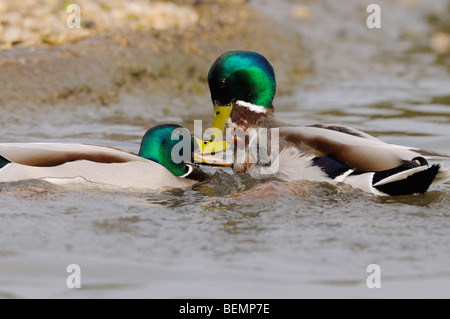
[0,124,229,191]
[201,50,450,196]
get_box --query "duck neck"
[181,164,210,182]
[230,100,271,129]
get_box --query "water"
[1,0,450,298]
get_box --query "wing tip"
[415,149,450,158]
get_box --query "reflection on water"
[1,0,450,298]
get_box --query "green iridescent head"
[207,51,277,109]
[138,124,195,177]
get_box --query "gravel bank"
[0,1,307,108]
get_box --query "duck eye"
[215,111,220,116]
[219,79,227,88]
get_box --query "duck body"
[228,110,449,196]
[0,143,192,190]
[204,51,450,196]
[0,125,211,191]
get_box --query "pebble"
[291,5,311,19]
[430,32,450,55]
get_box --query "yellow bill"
[212,102,233,137]
[193,136,231,166]
[193,152,232,167]
[191,101,234,165]
[194,137,228,154]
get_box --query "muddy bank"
[0,2,306,109]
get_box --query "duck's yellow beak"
[193,152,232,167]
[193,137,231,167]
[194,101,233,158]
[194,137,228,155]
[191,102,233,166]
[191,101,233,161]
[211,102,233,138]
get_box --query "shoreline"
[0,2,307,108]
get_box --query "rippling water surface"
[1,0,450,298]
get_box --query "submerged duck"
[201,50,450,196]
[0,124,228,191]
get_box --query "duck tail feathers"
[373,164,441,196]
